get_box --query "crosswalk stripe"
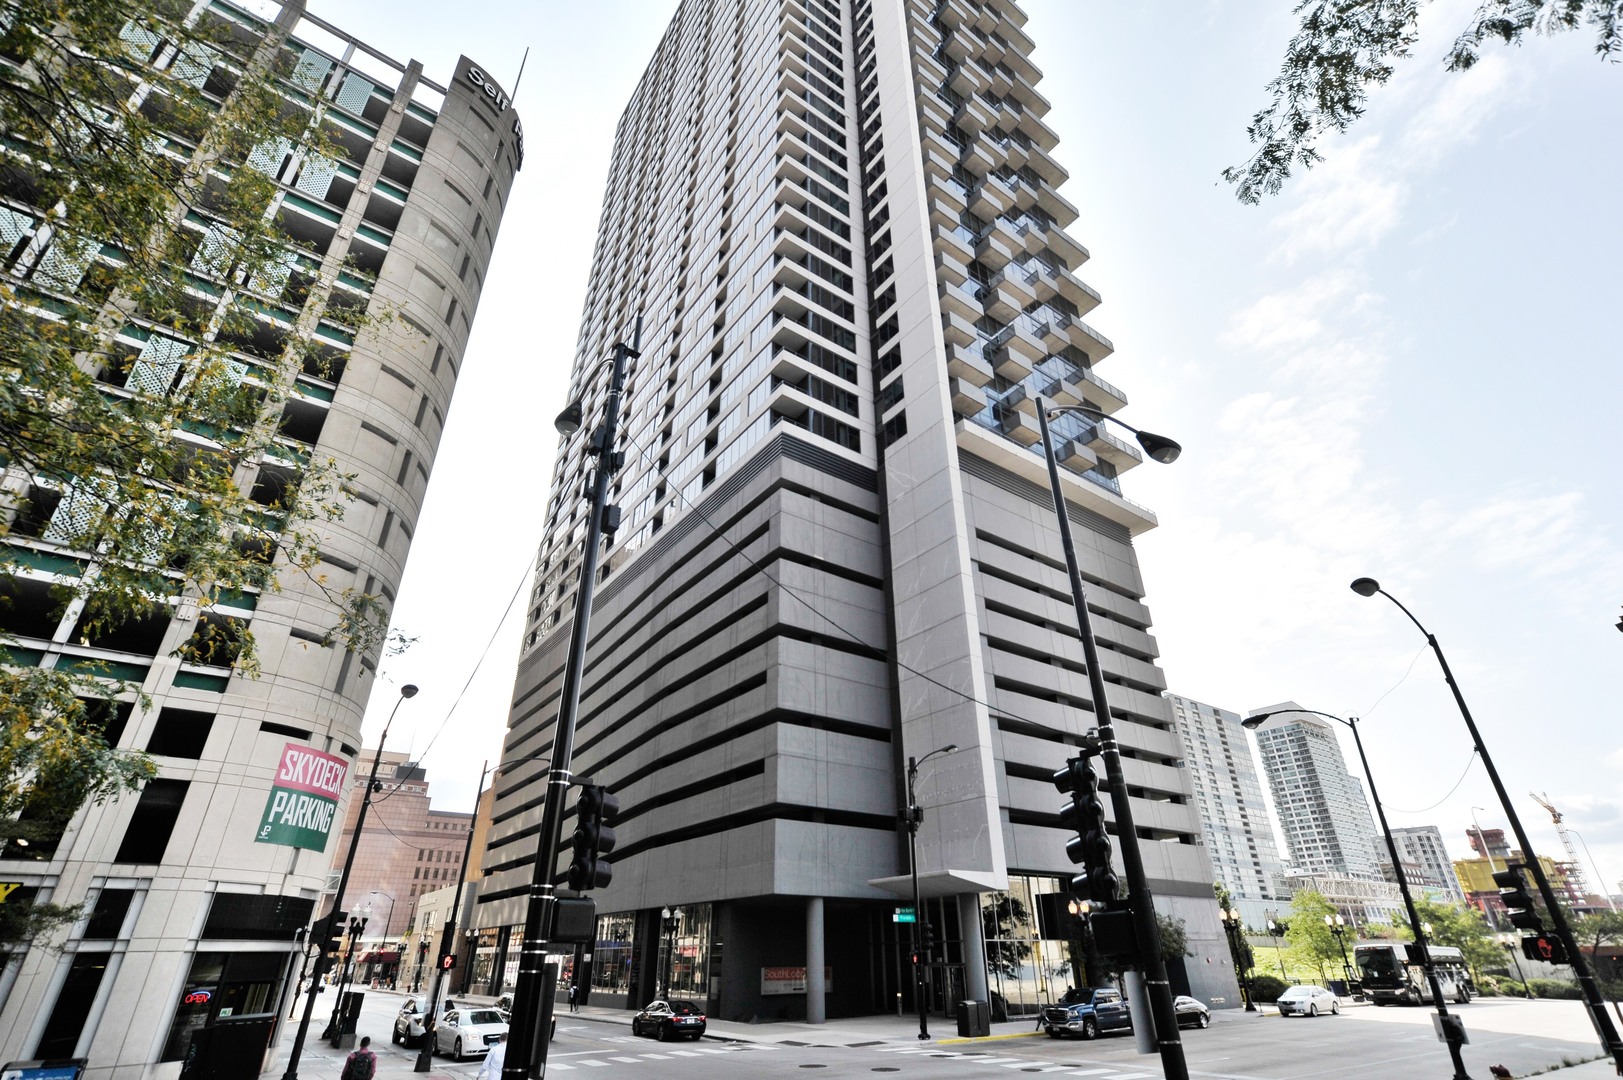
[1063,1070,1115,1076]
[640,1053,672,1059]
[669,1049,702,1057]
[581,1061,609,1068]
[610,1056,641,1063]
[546,1066,573,1072]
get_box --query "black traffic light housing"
[1522,932,1568,964]
[1053,739,1116,905]
[1493,864,1545,932]
[312,912,344,955]
[568,784,619,891]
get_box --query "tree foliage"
[1224,0,1623,203]
[1390,896,1503,977]
[1284,890,1343,980]
[0,0,388,660]
[0,666,154,946]
[0,0,391,945]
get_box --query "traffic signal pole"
[1036,402,1187,1080]
[415,762,486,1071]
[504,330,637,1080]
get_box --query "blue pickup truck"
[1041,986,1132,1040]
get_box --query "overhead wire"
[371,554,533,804]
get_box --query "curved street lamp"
[1244,707,1470,1080]
[905,743,958,1040]
[1351,578,1623,1072]
[1035,396,1188,1080]
[283,681,418,1080]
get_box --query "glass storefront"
[591,912,635,996]
[980,875,1086,1021]
[660,904,711,1000]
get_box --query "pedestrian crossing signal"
[441,953,456,970]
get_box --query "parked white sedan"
[432,1007,509,1060]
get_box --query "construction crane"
[1530,791,1606,907]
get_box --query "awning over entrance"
[867,868,1008,898]
[357,950,400,964]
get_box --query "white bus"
[1353,942,1473,1005]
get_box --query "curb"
[936,1031,1049,1045]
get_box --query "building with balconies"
[0,2,518,1073]
[477,0,1226,1024]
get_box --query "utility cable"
[372,555,532,804]
[1386,749,1479,815]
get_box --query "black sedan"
[631,1000,706,1041]
[1173,995,1211,1029]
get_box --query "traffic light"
[1493,864,1544,932]
[1522,932,1568,964]
[567,784,619,891]
[441,953,457,970]
[1054,748,1116,905]
[311,912,344,955]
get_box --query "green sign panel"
[893,907,916,923]
[255,743,348,852]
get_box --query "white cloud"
[1271,138,1407,264]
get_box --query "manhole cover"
[799,1066,828,1070]
[872,1070,901,1074]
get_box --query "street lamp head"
[399,683,419,699]
[554,399,585,436]
[1350,577,1381,597]
[943,743,959,754]
[1135,430,1182,465]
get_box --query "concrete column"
[806,896,825,1024]
[958,893,988,1002]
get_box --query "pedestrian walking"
[339,1036,377,1080]
[477,1032,507,1079]
[568,983,578,1012]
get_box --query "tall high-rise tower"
[1248,703,1382,881]
[479,0,1228,1019]
[1165,694,1288,923]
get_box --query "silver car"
[1275,985,1341,1017]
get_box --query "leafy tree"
[0,667,155,946]
[1224,0,1623,203]
[0,0,391,946]
[1390,897,1502,979]
[1284,890,1342,981]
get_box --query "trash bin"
[955,1000,990,1038]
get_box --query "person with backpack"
[340,1035,377,1080]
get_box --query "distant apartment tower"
[1388,825,1464,904]
[0,2,519,1073]
[1248,703,1382,881]
[327,751,474,941]
[477,0,1235,1022]
[1164,694,1288,923]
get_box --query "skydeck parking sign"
[255,743,348,852]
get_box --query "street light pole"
[1219,909,1255,1011]
[1036,397,1188,1080]
[504,324,640,1080]
[1246,708,1470,1079]
[281,682,417,1080]
[660,907,681,999]
[1352,577,1623,1074]
[1325,914,1355,990]
[415,761,487,1072]
[1266,913,1287,980]
[905,744,958,1041]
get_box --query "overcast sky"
[316,0,1623,902]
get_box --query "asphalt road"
[319,990,1610,1079]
